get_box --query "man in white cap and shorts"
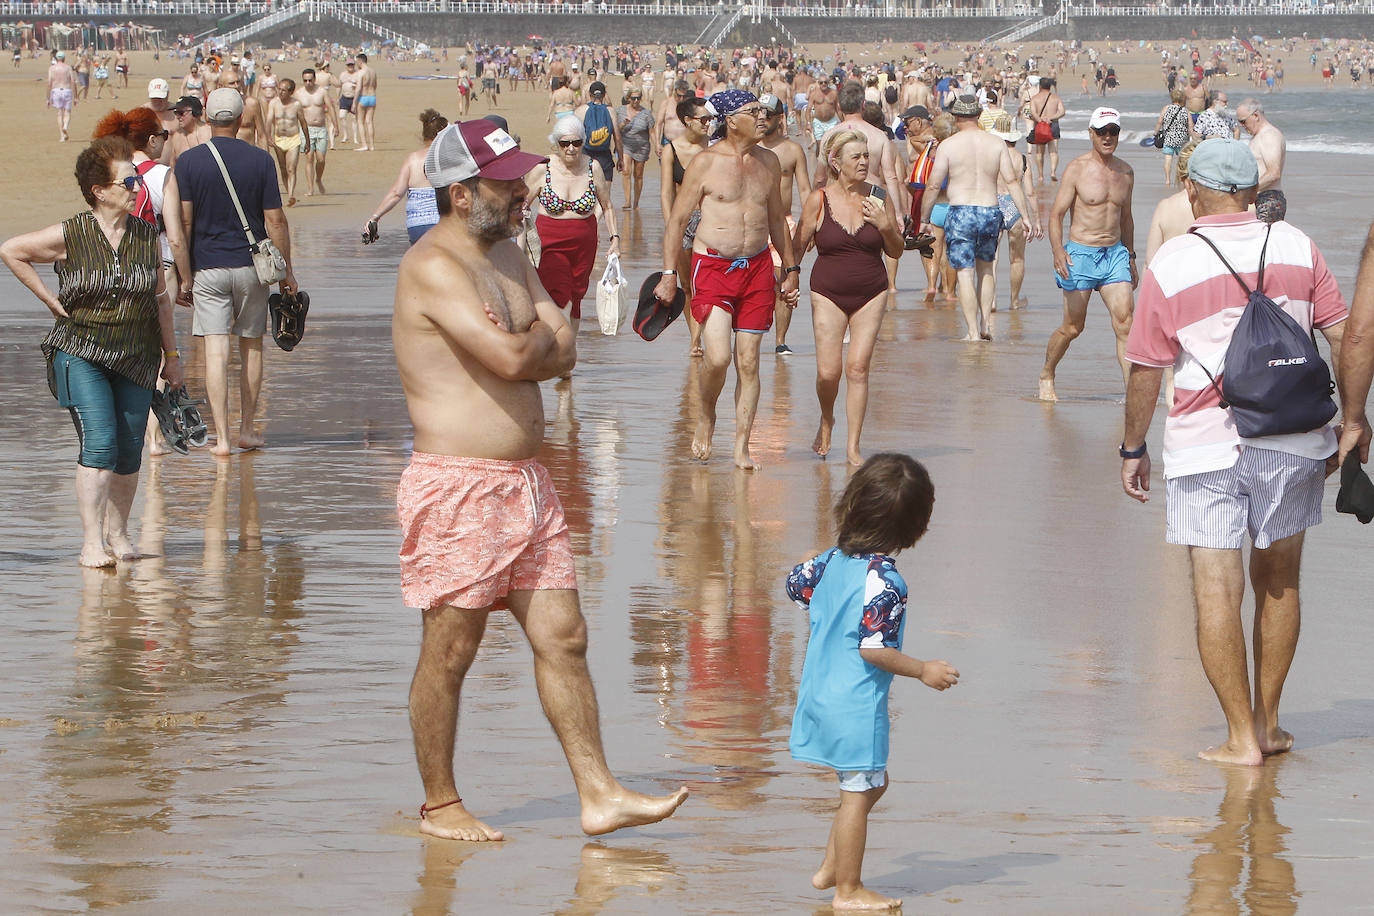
[46,50,77,142]
[1121,138,1347,766]
[392,120,689,841]
[1039,106,1137,401]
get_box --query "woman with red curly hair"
[95,108,188,454]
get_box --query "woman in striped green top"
[0,137,183,568]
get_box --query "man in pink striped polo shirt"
[1119,139,1347,767]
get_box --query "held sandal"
[149,386,208,454]
[269,289,310,352]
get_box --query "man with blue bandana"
[654,89,800,470]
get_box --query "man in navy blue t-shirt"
[169,87,297,455]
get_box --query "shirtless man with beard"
[392,120,689,842]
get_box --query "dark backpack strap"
[1186,224,1272,408]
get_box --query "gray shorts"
[192,265,269,337]
[1165,446,1324,549]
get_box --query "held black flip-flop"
[633,272,686,342]
[170,386,209,448]
[269,290,310,351]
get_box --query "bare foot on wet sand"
[1258,725,1295,756]
[581,786,689,836]
[210,440,234,457]
[846,447,864,467]
[833,886,903,910]
[733,444,759,471]
[813,416,834,457]
[238,429,266,451]
[812,860,836,890]
[1198,740,1264,766]
[419,801,505,842]
[148,438,171,457]
[79,546,116,568]
[691,417,714,460]
[1037,377,1058,402]
[106,532,138,561]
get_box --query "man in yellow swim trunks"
[266,77,310,206]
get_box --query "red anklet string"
[420,797,462,820]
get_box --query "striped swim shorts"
[1165,446,1325,550]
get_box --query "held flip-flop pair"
[268,289,310,351]
[150,385,209,455]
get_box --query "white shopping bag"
[595,254,629,336]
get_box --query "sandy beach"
[2,36,1374,913]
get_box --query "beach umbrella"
[528,34,544,40]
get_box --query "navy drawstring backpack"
[1190,224,1337,439]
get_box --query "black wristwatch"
[1119,441,1147,459]
[782,265,801,275]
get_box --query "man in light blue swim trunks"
[1040,106,1138,401]
[921,94,1033,341]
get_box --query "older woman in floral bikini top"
[526,115,619,332]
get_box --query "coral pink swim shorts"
[397,453,578,610]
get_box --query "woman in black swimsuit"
[659,96,711,356]
[791,129,902,466]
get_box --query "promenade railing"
[4,0,1373,17]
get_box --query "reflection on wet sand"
[44,456,305,909]
[1187,764,1297,916]
[555,842,682,915]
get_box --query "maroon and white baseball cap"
[424,120,547,187]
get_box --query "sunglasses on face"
[153,129,170,139]
[1093,125,1121,137]
[731,106,764,118]
[558,138,583,148]
[110,174,145,191]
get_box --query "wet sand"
[2,51,1374,912]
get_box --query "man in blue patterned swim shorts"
[921,94,1032,341]
[1040,106,1138,401]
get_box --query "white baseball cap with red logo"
[1088,107,1121,129]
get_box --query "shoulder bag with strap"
[204,140,287,286]
[1031,96,1054,144]
[1189,224,1337,439]
[1153,104,1183,151]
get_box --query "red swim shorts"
[397,453,578,610]
[690,247,776,333]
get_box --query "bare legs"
[1039,282,1133,401]
[811,292,884,465]
[811,783,901,911]
[410,604,505,841]
[621,158,645,209]
[731,329,764,470]
[1189,533,1305,766]
[203,333,265,455]
[1006,228,1028,309]
[954,259,996,341]
[409,592,688,841]
[274,144,300,206]
[692,308,734,464]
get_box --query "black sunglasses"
[110,174,145,191]
[558,138,583,148]
[1093,125,1121,137]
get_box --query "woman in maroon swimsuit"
[792,129,903,466]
